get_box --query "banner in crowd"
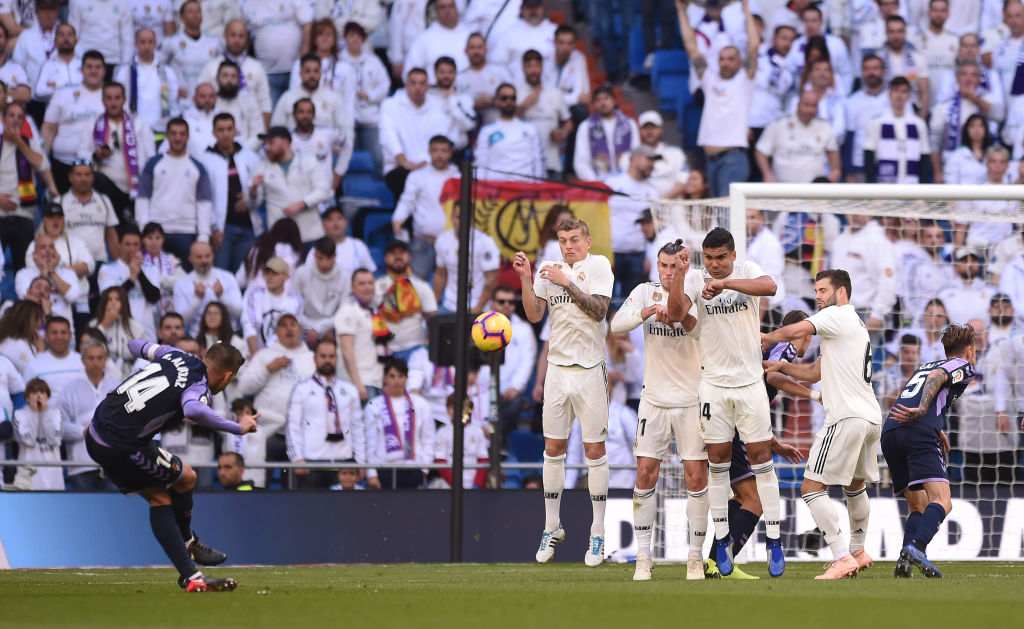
[439,179,614,262]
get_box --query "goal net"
[648,183,1024,563]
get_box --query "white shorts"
[804,417,882,486]
[543,362,609,443]
[634,400,707,461]
[697,379,772,445]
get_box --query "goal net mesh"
[647,185,1024,563]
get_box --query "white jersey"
[534,253,614,369]
[160,31,223,94]
[611,277,702,408]
[806,303,883,426]
[686,260,767,388]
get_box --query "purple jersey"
[883,357,976,436]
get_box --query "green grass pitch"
[1,562,1021,629]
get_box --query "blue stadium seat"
[655,73,688,111]
[506,430,545,486]
[628,25,648,76]
[348,150,375,174]
[354,208,396,270]
[651,49,688,85]
[675,87,701,151]
[342,175,395,210]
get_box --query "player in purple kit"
[86,339,258,592]
[882,324,977,579]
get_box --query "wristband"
[810,390,822,402]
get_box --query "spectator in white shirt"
[241,0,313,106]
[604,145,660,301]
[618,110,689,197]
[335,267,387,403]
[41,50,105,192]
[755,90,841,183]
[15,234,80,322]
[98,224,162,338]
[456,32,513,128]
[954,146,1017,255]
[432,203,500,314]
[23,203,93,321]
[430,56,477,153]
[159,1,223,96]
[750,25,797,153]
[911,0,960,103]
[32,23,80,106]
[943,112,992,184]
[677,0,758,196]
[77,81,156,222]
[135,118,213,263]
[11,0,58,122]
[286,338,365,488]
[24,316,81,401]
[210,60,266,151]
[172,240,243,334]
[113,28,182,135]
[489,0,558,79]
[289,97,352,191]
[56,334,119,490]
[87,285,146,377]
[199,112,261,272]
[339,20,389,174]
[376,239,438,358]
[293,236,350,343]
[363,356,434,488]
[864,76,932,184]
[786,5,853,94]
[881,15,931,116]
[476,83,545,181]
[287,18,355,103]
[845,54,890,180]
[403,0,470,83]
[937,246,996,326]
[140,222,186,323]
[572,85,639,181]
[68,0,133,68]
[745,208,787,326]
[391,134,458,280]
[516,49,570,178]
[248,126,333,245]
[12,377,64,490]
[552,25,590,113]
[830,214,899,338]
[1,101,51,275]
[310,206,376,279]
[379,67,451,201]
[272,53,353,144]
[131,0,175,44]
[197,20,272,127]
[242,255,303,356]
[54,161,120,266]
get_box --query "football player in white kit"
[666,227,785,578]
[610,240,708,581]
[761,269,883,579]
[514,217,614,567]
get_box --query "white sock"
[542,453,565,532]
[586,456,609,537]
[686,486,709,556]
[633,486,657,558]
[708,462,732,539]
[804,490,848,559]
[844,487,870,552]
[752,461,782,540]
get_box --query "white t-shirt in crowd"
[43,84,104,164]
[755,113,838,183]
[697,70,754,148]
[434,227,500,311]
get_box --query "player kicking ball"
[514,218,614,567]
[85,340,258,592]
[762,270,883,579]
[667,228,785,578]
[881,324,976,579]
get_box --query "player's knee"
[684,469,707,491]
[544,441,568,457]
[583,442,606,460]
[176,465,197,491]
[747,448,771,466]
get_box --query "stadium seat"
[348,150,376,174]
[628,25,648,77]
[506,430,545,486]
[675,88,702,151]
[651,49,688,84]
[655,73,687,111]
[342,175,395,210]
[353,208,396,270]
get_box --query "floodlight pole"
[450,158,474,563]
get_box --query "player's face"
[315,343,338,375]
[384,367,408,394]
[557,228,591,264]
[656,252,677,286]
[814,278,838,309]
[702,245,735,279]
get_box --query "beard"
[992,314,1013,327]
[317,364,336,376]
[218,84,239,99]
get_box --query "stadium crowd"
[0,0,1023,491]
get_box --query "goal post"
[648,183,1024,563]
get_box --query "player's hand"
[673,246,690,277]
[512,251,533,280]
[702,279,726,300]
[762,360,785,374]
[771,437,803,464]
[760,333,772,352]
[238,412,259,435]
[367,476,382,489]
[938,430,950,454]
[997,412,1011,434]
[540,264,570,287]
[889,403,924,423]
[267,356,292,372]
[650,304,671,324]
[532,382,544,403]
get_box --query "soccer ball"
[472,311,512,352]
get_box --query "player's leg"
[575,364,611,567]
[846,422,882,571]
[698,381,738,575]
[900,440,953,579]
[537,365,572,562]
[670,403,709,579]
[728,437,763,559]
[736,383,784,577]
[632,400,673,580]
[881,430,919,577]
[168,467,227,566]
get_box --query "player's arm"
[667,248,693,325]
[766,371,822,403]
[564,283,610,323]
[890,368,949,423]
[710,274,777,298]
[514,251,546,323]
[770,436,803,463]
[761,320,816,350]
[128,339,176,361]
[181,382,258,435]
[764,357,821,383]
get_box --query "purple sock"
[729,500,761,555]
[912,503,947,551]
[150,505,197,580]
[903,511,922,548]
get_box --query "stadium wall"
[2,489,1023,568]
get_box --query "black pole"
[450,159,473,562]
